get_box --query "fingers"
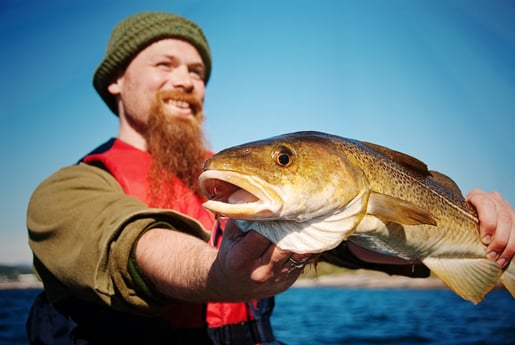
[224,220,311,287]
[467,189,515,267]
[285,254,313,274]
[223,219,303,270]
[224,220,274,259]
[249,237,310,281]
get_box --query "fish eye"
[272,146,294,167]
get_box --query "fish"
[198,131,514,304]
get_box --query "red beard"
[144,90,209,207]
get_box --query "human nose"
[170,65,194,91]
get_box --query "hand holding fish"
[211,220,309,301]
[467,189,515,268]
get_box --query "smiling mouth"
[166,99,190,109]
[164,99,195,115]
[198,170,283,219]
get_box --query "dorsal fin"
[428,170,464,198]
[361,141,429,179]
[427,170,477,216]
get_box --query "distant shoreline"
[0,274,43,290]
[0,270,446,290]
[294,270,447,289]
[1,270,504,291]
[0,280,43,290]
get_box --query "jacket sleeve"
[27,163,210,314]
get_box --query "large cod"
[198,131,514,304]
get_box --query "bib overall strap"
[207,298,281,345]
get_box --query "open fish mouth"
[199,170,283,219]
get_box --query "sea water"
[273,287,515,345]
[1,288,513,345]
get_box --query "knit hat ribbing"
[93,12,211,115]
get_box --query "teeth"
[167,99,190,109]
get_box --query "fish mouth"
[199,170,283,219]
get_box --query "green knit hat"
[93,11,211,115]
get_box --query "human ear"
[107,77,123,95]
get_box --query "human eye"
[155,60,172,69]
[189,64,205,80]
[154,56,177,70]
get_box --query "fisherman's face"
[108,38,206,130]
[107,38,209,203]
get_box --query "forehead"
[137,38,204,64]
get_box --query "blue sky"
[2,0,514,264]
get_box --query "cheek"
[194,80,206,101]
[124,74,163,104]
[119,86,154,121]
[126,66,167,92]
[139,75,167,94]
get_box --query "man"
[26,11,514,345]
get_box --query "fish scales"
[334,137,482,257]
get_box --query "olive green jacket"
[27,163,210,314]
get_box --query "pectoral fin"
[422,257,502,304]
[367,192,437,226]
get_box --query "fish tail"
[500,259,515,298]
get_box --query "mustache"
[158,89,203,115]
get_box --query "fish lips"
[198,170,283,219]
